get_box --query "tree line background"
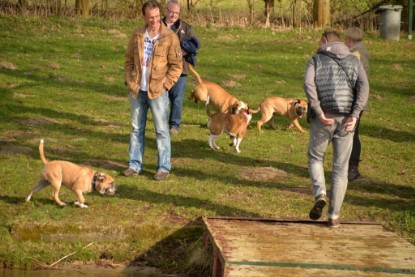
[0,0,413,32]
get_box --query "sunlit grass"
[0,16,414,274]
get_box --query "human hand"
[344,116,357,132]
[318,114,335,125]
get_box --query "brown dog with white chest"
[26,139,116,208]
[250,97,308,133]
[188,65,248,114]
[207,108,252,153]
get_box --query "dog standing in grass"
[250,97,308,133]
[188,64,248,114]
[26,139,116,208]
[207,108,252,153]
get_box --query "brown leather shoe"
[154,171,169,181]
[170,128,179,135]
[328,218,340,228]
[123,168,139,177]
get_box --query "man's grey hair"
[345,27,364,42]
[167,0,180,7]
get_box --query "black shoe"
[309,195,326,220]
[348,167,361,181]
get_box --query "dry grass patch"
[0,61,17,70]
[239,166,287,182]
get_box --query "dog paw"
[74,201,89,208]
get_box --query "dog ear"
[97,173,106,181]
[295,99,301,104]
[230,102,238,114]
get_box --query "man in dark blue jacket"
[162,0,201,135]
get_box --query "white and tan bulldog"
[207,108,252,153]
[250,97,308,133]
[188,65,248,114]
[26,139,116,208]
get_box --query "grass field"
[0,16,414,275]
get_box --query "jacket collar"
[138,21,171,38]
[162,17,181,33]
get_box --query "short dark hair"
[142,0,161,16]
[322,30,341,43]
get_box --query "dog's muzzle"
[296,106,307,118]
[103,184,116,195]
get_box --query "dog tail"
[188,64,203,85]
[249,107,261,114]
[39,139,49,165]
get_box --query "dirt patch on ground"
[107,29,127,38]
[239,166,287,182]
[0,145,34,154]
[221,80,241,87]
[0,61,17,70]
[84,160,126,171]
[227,73,246,80]
[13,93,33,98]
[105,95,127,102]
[17,118,58,126]
[391,64,403,71]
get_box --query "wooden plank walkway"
[203,216,415,276]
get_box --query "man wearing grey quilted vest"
[303,30,369,228]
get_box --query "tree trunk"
[76,0,89,17]
[264,0,274,28]
[247,0,255,26]
[18,0,28,11]
[313,0,330,28]
[292,0,301,28]
[101,0,108,16]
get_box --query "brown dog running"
[188,64,248,114]
[26,139,116,208]
[207,108,252,153]
[250,97,308,133]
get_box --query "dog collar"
[92,173,99,191]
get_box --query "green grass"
[0,16,414,275]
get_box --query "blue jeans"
[128,91,171,173]
[168,75,187,130]
[308,114,353,220]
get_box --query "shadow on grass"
[0,67,125,98]
[346,178,415,213]
[127,217,210,277]
[171,138,310,179]
[0,195,60,208]
[360,124,415,143]
[117,185,261,218]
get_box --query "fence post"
[409,0,414,39]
